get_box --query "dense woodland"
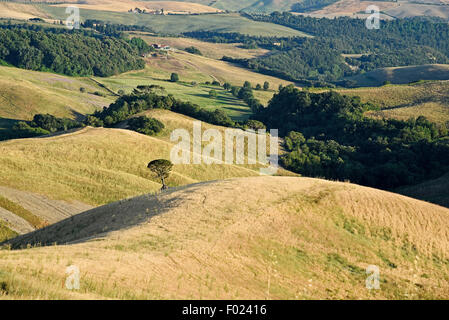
[0,23,147,76]
[254,86,449,189]
[186,14,449,84]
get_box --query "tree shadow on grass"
[1,181,217,250]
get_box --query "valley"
[0,0,448,302]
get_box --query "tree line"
[0,23,147,77]
[253,86,449,189]
[10,84,266,139]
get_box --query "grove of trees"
[254,85,449,189]
[0,23,146,77]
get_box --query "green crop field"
[96,72,252,120]
[40,6,309,37]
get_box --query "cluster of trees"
[128,116,165,136]
[12,114,83,138]
[0,23,146,77]
[82,20,155,37]
[184,46,202,55]
[254,86,449,189]
[182,31,303,51]
[8,83,270,141]
[228,81,263,113]
[86,89,236,128]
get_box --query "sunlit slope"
[1,176,449,299]
[0,110,284,206]
[0,2,51,20]
[102,52,291,109]
[40,6,306,37]
[50,0,223,14]
[0,66,112,121]
[338,80,449,125]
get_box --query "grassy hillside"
[50,0,223,14]
[99,52,289,114]
[303,0,449,21]
[40,6,306,36]
[0,109,288,206]
[385,3,449,21]
[129,33,270,60]
[1,176,449,299]
[0,65,113,140]
[0,2,51,20]
[0,66,112,121]
[94,63,254,121]
[338,80,449,124]
[347,64,449,87]
[0,220,17,243]
[0,49,287,127]
[149,0,317,13]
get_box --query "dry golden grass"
[306,0,399,17]
[368,102,449,124]
[1,176,449,299]
[338,81,449,124]
[141,51,292,93]
[131,34,269,60]
[50,0,222,14]
[0,66,112,121]
[0,110,289,206]
[0,3,51,20]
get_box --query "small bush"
[170,73,179,82]
[184,46,202,55]
[128,116,165,136]
[93,91,106,97]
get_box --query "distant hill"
[397,172,449,209]
[148,0,301,12]
[0,119,276,207]
[0,66,112,122]
[1,176,449,299]
[338,80,449,125]
[347,64,449,87]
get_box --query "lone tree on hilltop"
[170,73,179,82]
[263,81,270,90]
[147,159,173,190]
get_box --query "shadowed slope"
[1,176,449,299]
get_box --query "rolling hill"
[397,172,449,209]
[0,106,294,238]
[338,80,449,124]
[0,118,276,207]
[347,64,449,87]
[39,5,306,36]
[0,66,112,122]
[49,0,223,14]
[1,176,449,299]
[299,0,449,21]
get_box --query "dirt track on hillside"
[0,186,93,224]
[0,207,34,234]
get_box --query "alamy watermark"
[365,265,380,290]
[170,121,279,175]
[366,5,380,30]
[65,265,80,290]
[65,6,80,30]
